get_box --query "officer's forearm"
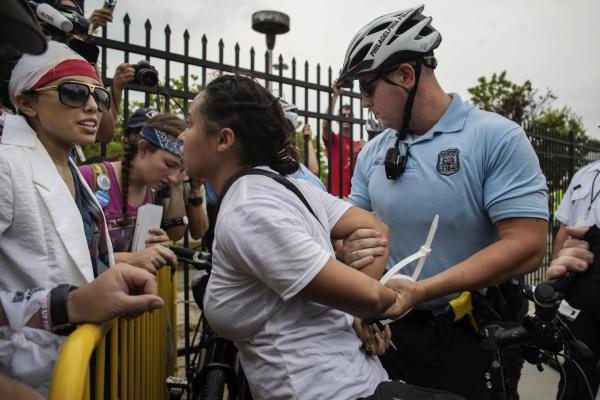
[417,218,547,302]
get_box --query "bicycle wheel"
[198,369,227,400]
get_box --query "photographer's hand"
[89,8,113,29]
[112,63,135,93]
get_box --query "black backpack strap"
[214,168,325,230]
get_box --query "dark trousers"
[379,312,488,400]
[557,311,600,399]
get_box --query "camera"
[133,60,159,88]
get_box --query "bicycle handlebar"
[483,271,584,356]
[169,246,212,270]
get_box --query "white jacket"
[0,114,114,291]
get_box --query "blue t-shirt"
[349,94,549,309]
[289,163,326,191]
[205,182,219,206]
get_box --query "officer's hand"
[547,226,593,280]
[341,228,387,269]
[352,318,390,356]
[384,278,424,319]
[67,263,164,324]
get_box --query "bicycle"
[166,246,252,400]
[478,273,594,400]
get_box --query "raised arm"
[321,82,342,140]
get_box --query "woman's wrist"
[115,252,133,264]
[381,289,403,320]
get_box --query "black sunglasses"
[359,69,404,98]
[26,81,111,112]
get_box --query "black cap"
[0,0,47,55]
[125,108,160,130]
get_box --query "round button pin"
[95,190,111,208]
[96,173,111,192]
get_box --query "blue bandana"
[140,126,183,157]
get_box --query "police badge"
[437,148,460,176]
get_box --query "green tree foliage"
[467,71,556,126]
[532,106,585,137]
[295,130,328,187]
[468,71,600,204]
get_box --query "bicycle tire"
[199,369,227,400]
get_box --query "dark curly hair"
[197,75,299,175]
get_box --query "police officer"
[553,159,600,400]
[338,6,549,399]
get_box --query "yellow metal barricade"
[49,267,177,400]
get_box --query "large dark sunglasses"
[359,71,404,98]
[26,81,111,112]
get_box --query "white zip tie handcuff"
[378,214,439,326]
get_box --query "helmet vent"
[367,22,392,37]
[349,45,371,70]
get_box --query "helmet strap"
[399,60,422,139]
[384,60,422,180]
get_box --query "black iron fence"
[93,15,600,312]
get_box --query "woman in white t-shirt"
[178,75,416,400]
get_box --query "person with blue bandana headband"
[337,6,549,399]
[79,112,182,274]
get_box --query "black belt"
[396,306,459,331]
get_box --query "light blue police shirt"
[349,94,549,309]
[289,163,327,192]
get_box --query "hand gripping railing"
[48,266,177,400]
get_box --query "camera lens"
[133,61,159,88]
[138,69,159,87]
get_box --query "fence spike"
[123,13,131,25]
[164,24,171,35]
[144,19,152,30]
[183,29,190,40]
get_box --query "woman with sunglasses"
[0,41,116,394]
[177,75,457,400]
[79,113,181,273]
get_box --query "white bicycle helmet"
[278,98,298,130]
[338,5,441,84]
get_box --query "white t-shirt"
[204,168,388,400]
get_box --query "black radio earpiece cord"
[384,60,422,180]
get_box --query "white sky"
[87,0,600,137]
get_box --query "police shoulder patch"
[437,148,460,176]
